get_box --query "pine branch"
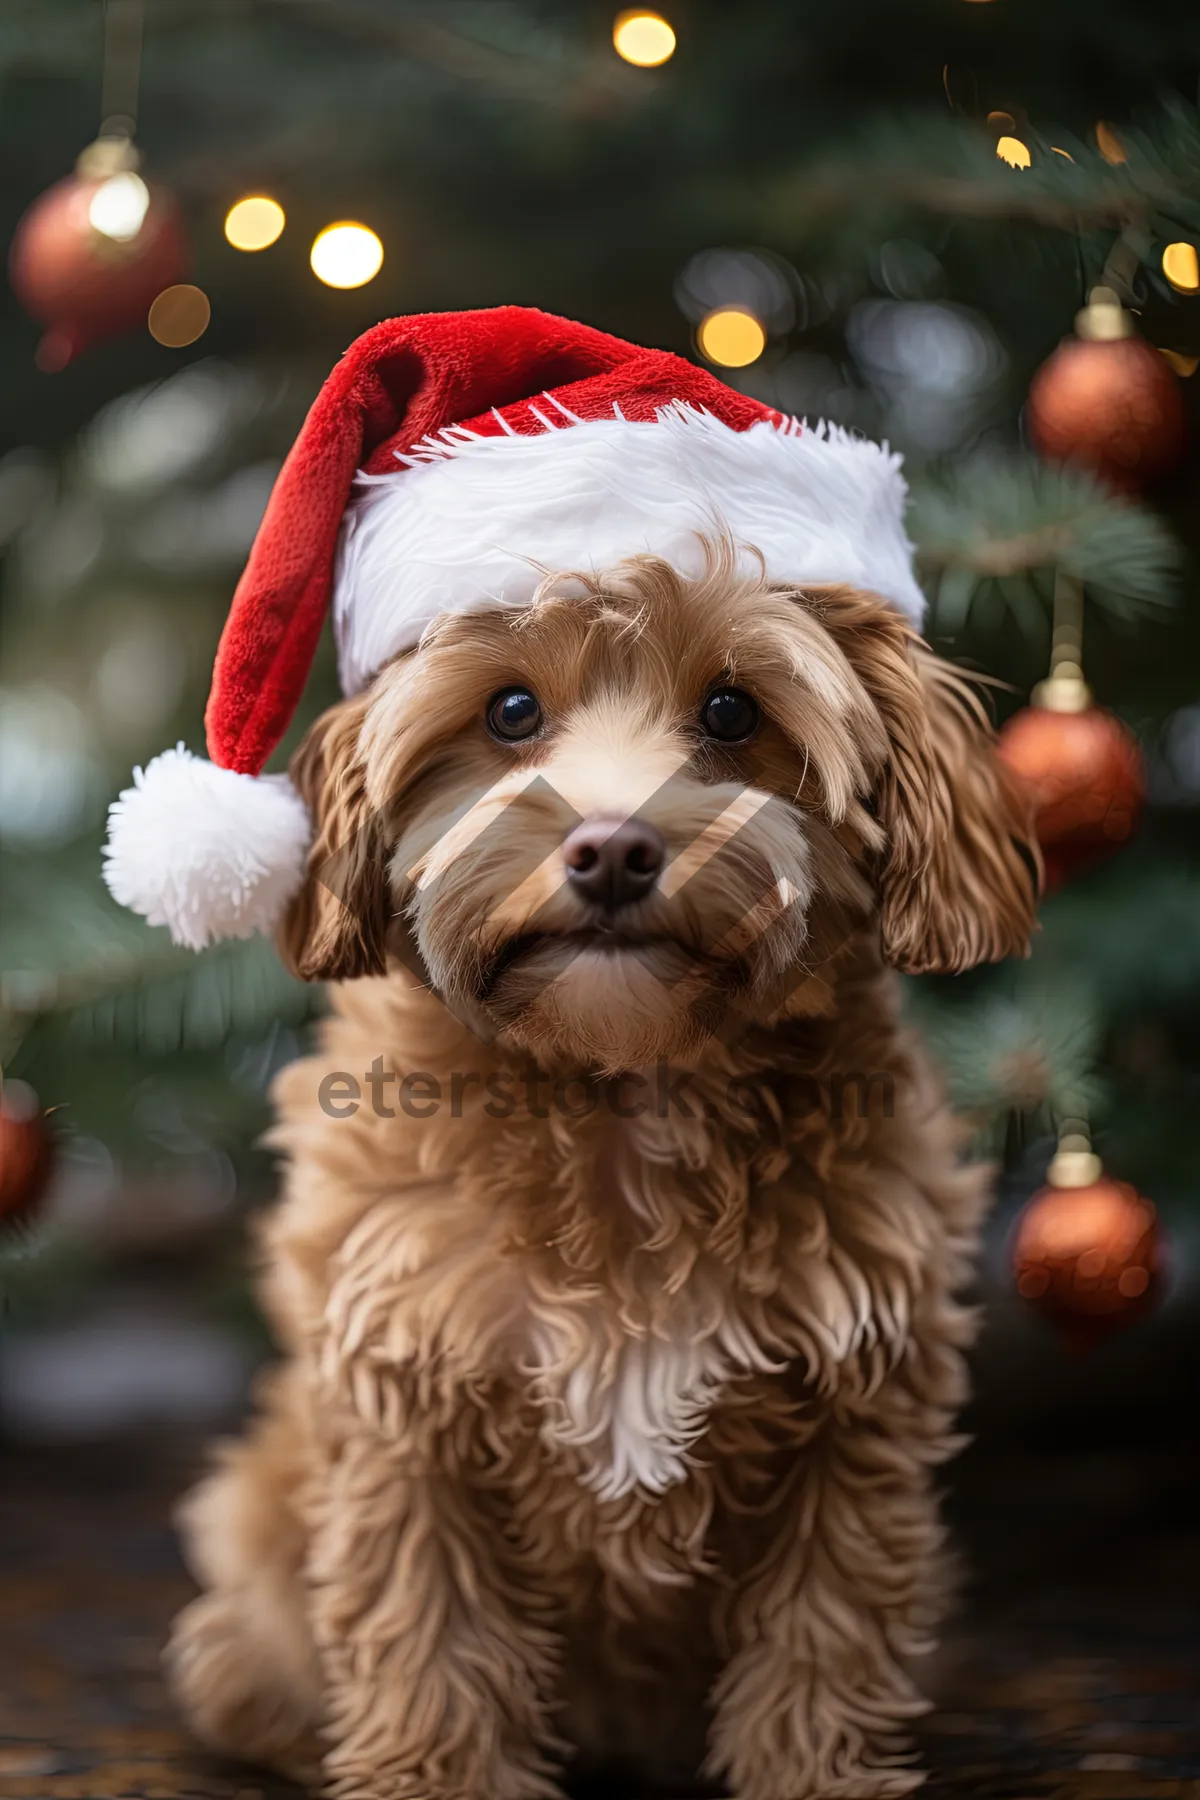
[909,454,1181,637]
[1037,853,1200,1017]
[3,934,320,1059]
[251,0,624,112]
[907,973,1105,1141]
[1,854,320,1060]
[61,937,320,1057]
[764,99,1200,253]
[0,1224,95,1315]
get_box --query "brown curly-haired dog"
[168,546,1038,1800]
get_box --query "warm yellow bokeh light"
[697,308,766,369]
[1161,349,1199,378]
[310,222,384,289]
[1162,241,1200,294]
[613,9,676,67]
[1095,121,1127,165]
[996,135,1031,169]
[225,195,286,252]
[148,284,211,348]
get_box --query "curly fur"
[169,546,1038,1800]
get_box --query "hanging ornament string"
[1034,571,1089,712]
[998,569,1145,889]
[1095,223,1150,309]
[9,0,189,368]
[99,0,146,142]
[78,0,149,235]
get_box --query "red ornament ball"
[0,1082,55,1227]
[997,693,1144,889]
[9,147,186,371]
[1026,322,1186,494]
[1012,1170,1161,1347]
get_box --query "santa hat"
[104,304,926,951]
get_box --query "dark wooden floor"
[0,1434,1197,1800]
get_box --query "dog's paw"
[167,1591,324,1785]
[322,1761,566,1800]
[724,1770,926,1800]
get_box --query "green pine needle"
[908,975,1105,1139]
[909,454,1181,639]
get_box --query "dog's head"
[280,545,1038,1069]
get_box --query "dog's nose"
[562,817,666,910]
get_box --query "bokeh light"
[1161,348,1199,378]
[148,284,211,347]
[996,136,1031,169]
[93,614,188,738]
[1162,242,1199,294]
[848,299,1006,454]
[697,307,766,368]
[83,364,264,494]
[1095,121,1127,165]
[1161,703,1200,800]
[224,195,285,252]
[676,247,802,334]
[612,10,676,67]
[310,222,384,289]
[88,171,150,242]
[0,686,99,847]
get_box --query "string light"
[310,222,384,289]
[224,195,285,252]
[996,135,1031,169]
[1162,242,1199,295]
[697,307,766,368]
[1095,122,1127,166]
[88,170,150,241]
[612,10,676,67]
[148,283,210,347]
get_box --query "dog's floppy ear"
[277,691,391,981]
[870,643,1040,974]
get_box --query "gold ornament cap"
[76,134,141,180]
[1032,660,1094,713]
[1047,1128,1103,1188]
[1074,286,1134,343]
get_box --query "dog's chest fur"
[516,1126,781,1502]
[524,1270,776,1501]
[308,987,938,1509]
[318,1110,785,1505]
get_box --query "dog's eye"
[700,687,759,744]
[486,687,543,742]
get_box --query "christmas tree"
[2,0,1197,1358]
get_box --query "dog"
[166,544,1038,1800]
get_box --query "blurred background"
[1,3,1199,1794]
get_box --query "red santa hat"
[104,304,926,950]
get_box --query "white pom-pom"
[103,745,312,951]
